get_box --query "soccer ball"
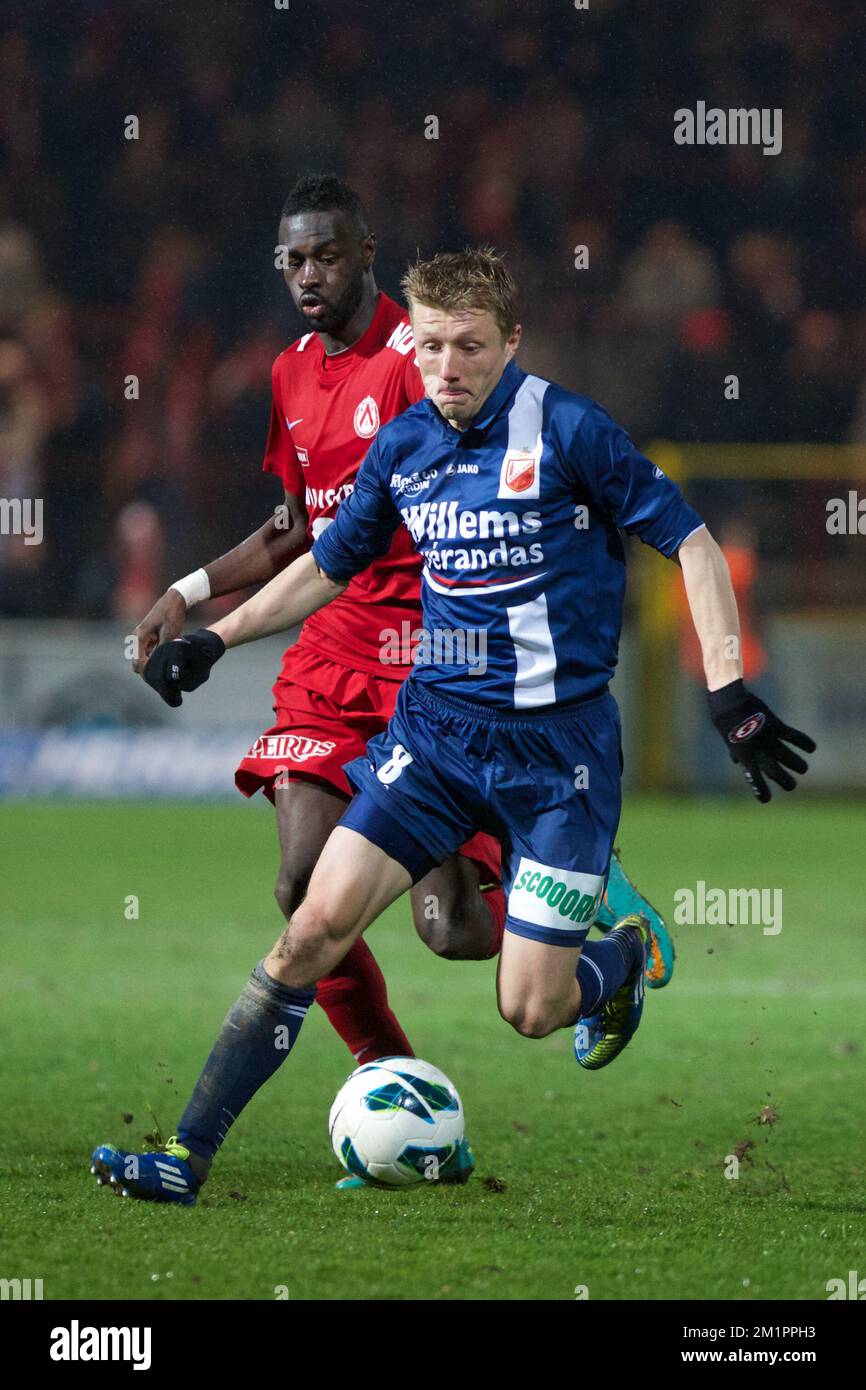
[329,1056,465,1189]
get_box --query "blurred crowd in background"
[1,0,865,621]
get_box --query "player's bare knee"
[512,1011,556,1040]
[413,902,465,959]
[292,891,354,953]
[499,995,562,1039]
[412,882,490,960]
[273,868,308,922]
[274,844,321,921]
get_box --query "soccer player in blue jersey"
[92,248,814,1203]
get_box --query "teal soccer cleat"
[438,1135,475,1184]
[574,914,651,1071]
[335,1136,475,1190]
[595,848,674,988]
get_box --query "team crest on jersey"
[249,734,336,763]
[499,438,542,499]
[353,396,380,439]
[505,454,535,492]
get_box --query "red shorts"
[235,642,501,887]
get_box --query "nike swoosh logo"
[286,418,303,429]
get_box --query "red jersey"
[263,292,425,676]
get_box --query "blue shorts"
[340,680,623,949]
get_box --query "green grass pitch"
[1,796,864,1302]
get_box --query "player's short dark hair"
[402,247,517,339]
[280,174,369,234]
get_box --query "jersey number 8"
[377,743,414,785]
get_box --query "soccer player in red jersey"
[133,175,506,1081]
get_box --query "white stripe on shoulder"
[497,375,549,500]
[508,375,549,449]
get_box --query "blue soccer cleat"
[90,1136,200,1206]
[335,1136,475,1190]
[595,848,674,988]
[574,914,650,1071]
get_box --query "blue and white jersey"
[312,359,704,710]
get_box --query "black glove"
[143,628,225,707]
[708,679,816,803]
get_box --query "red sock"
[481,885,506,959]
[316,936,413,1066]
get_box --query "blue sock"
[576,934,636,1017]
[176,960,315,1175]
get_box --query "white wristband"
[170,568,211,609]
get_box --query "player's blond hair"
[401,247,517,339]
